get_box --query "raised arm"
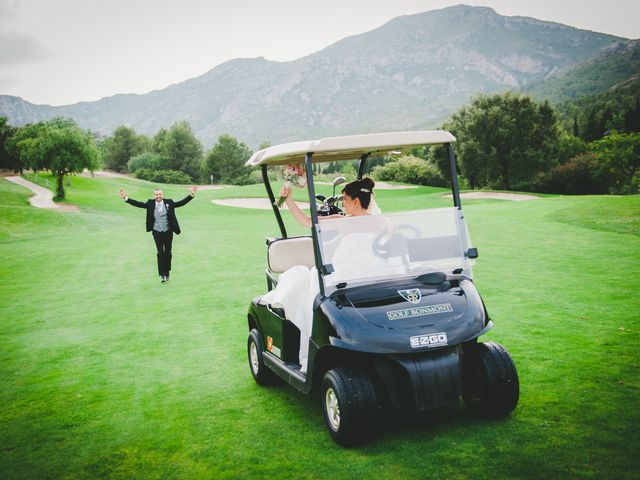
[120,187,146,208]
[173,185,198,208]
[282,185,312,228]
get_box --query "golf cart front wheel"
[321,368,378,446]
[247,329,278,386]
[462,341,519,418]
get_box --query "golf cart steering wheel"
[371,224,421,258]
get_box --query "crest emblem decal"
[398,288,422,304]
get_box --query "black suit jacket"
[126,195,194,234]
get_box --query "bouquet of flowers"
[274,163,307,208]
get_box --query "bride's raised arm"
[281,184,313,228]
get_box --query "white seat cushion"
[268,236,315,273]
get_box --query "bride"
[280,177,379,225]
[270,178,380,373]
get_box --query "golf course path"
[6,176,79,211]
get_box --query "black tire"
[321,368,378,446]
[247,329,279,386]
[462,341,519,418]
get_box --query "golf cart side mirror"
[466,248,478,259]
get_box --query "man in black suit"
[119,185,198,283]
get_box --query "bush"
[234,169,263,185]
[372,155,448,187]
[591,131,640,194]
[532,153,608,194]
[128,152,162,173]
[135,168,192,184]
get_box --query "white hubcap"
[325,387,341,431]
[250,341,259,374]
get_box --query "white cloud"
[0,31,49,64]
[0,1,48,65]
[0,0,19,24]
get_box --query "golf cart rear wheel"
[321,368,378,446]
[247,329,279,386]
[462,341,519,418]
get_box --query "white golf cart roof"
[245,130,456,167]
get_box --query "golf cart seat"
[267,236,315,275]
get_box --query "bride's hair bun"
[360,177,375,192]
[342,177,375,209]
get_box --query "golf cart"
[245,131,519,445]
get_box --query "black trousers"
[152,230,173,276]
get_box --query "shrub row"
[135,168,192,184]
[531,153,609,194]
[372,156,448,187]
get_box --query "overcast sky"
[1,0,639,106]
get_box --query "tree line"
[101,121,258,186]
[0,117,259,199]
[2,88,638,198]
[371,91,639,194]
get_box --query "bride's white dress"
[261,265,319,373]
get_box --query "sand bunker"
[446,192,540,201]
[374,182,418,190]
[316,181,416,190]
[212,198,310,210]
[196,185,229,190]
[213,191,539,211]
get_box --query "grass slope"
[0,175,638,479]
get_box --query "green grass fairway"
[1,175,639,479]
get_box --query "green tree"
[557,130,588,164]
[583,108,609,142]
[152,127,168,152]
[103,125,148,172]
[625,98,640,132]
[202,134,253,184]
[439,93,559,190]
[15,118,100,199]
[592,131,640,193]
[573,115,580,138]
[8,121,54,172]
[153,121,203,181]
[0,117,20,172]
[128,151,163,173]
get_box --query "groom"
[120,185,198,283]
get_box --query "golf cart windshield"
[317,207,474,287]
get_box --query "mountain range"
[1,4,637,148]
